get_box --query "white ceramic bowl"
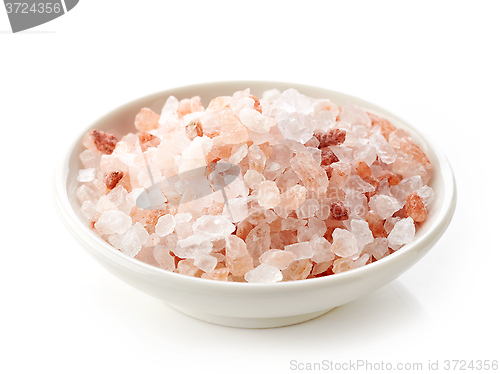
[53,81,456,328]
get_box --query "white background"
[1,1,499,373]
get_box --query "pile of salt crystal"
[76,88,433,283]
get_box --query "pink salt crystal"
[330,201,349,221]
[246,209,278,225]
[77,184,98,204]
[134,108,160,131]
[177,259,199,277]
[331,229,358,258]
[95,210,132,235]
[363,238,389,261]
[313,128,347,148]
[417,185,434,206]
[239,107,270,133]
[243,170,265,190]
[184,119,204,141]
[365,211,388,238]
[369,194,403,219]
[248,144,266,173]
[284,242,313,260]
[367,112,397,140]
[201,268,229,281]
[311,261,333,276]
[193,215,235,241]
[81,201,99,222]
[228,144,248,165]
[307,217,327,237]
[296,199,319,220]
[331,257,353,274]
[257,181,281,209]
[244,263,283,283]
[404,192,427,222]
[153,245,176,271]
[327,162,351,187]
[282,259,313,281]
[134,247,160,267]
[275,168,301,193]
[245,222,271,265]
[369,132,397,164]
[177,96,203,118]
[259,249,296,270]
[290,151,329,194]
[274,185,307,218]
[320,147,339,165]
[155,214,176,237]
[399,138,432,171]
[281,217,306,231]
[79,149,100,169]
[387,217,415,246]
[194,254,218,273]
[339,102,371,128]
[89,130,118,155]
[349,219,374,251]
[310,236,336,263]
[225,235,254,276]
[104,171,124,190]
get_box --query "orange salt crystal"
[282,259,313,281]
[90,129,118,155]
[366,112,397,140]
[129,206,166,234]
[104,171,124,190]
[365,211,388,238]
[249,94,263,113]
[321,148,339,165]
[355,160,380,190]
[377,170,403,186]
[134,107,160,131]
[399,138,433,171]
[138,131,161,152]
[177,96,203,117]
[201,268,230,281]
[177,259,199,277]
[185,119,203,141]
[404,192,427,222]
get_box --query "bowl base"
[168,304,334,328]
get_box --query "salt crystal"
[175,212,192,223]
[243,170,265,190]
[79,150,100,169]
[245,222,271,265]
[388,217,415,246]
[228,144,248,165]
[239,107,270,133]
[153,245,175,271]
[194,254,218,273]
[281,217,306,231]
[282,259,313,281]
[274,185,307,218]
[417,185,434,206]
[155,214,176,237]
[290,151,329,194]
[363,238,389,261]
[81,201,99,222]
[349,219,374,250]
[225,235,254,276]
[95,210,132,235]
[331,229,358,258]
[259,249,296,270]
[244,263,283,283]
[248,144,266,174]
[257,181,281,209]
[177,259,199,276]
[284,242,313,260]
[120,225,143,257]
[310,236,336,263]
[296,199,319,220]
[77,168,95,183]
[192,215,235,241]
[369,132,397,164]
[369,194,403,219]
[339,102,371,128]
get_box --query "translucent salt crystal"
[77,168,96,183]
[153,245,175,271]
[390,175,424,204]
[76,184,98,204]
[245,222,271,265]
[259,249,296,270]
[239,107,270,133]
[311,261,333,276]
[177,259,199,276]
[275,168,301,193]
[120,225,143,257]
[344,190,368,217]
[225,235,254,276]
[79,150,100,169]
[276,112,315,144]
[243,170,265,190]
[174,221,194,240]
[174,238,212,259]
[281,217,306,231]
[307,217,327,238]
[274,185,307,218]
[332,257,354,274]
[262,88,281,104]
[244,263,283,283]
[228,144,248,165]
[284,242,313,260]
[201,268,230,281]
[192,215,235,241]
[290,151,329,194]
[296,199,319,219]
[194,254,218,273]
[369,132,397,164]
[311,236,336,263]
[282,259,313,281]
[306,147,322,164]
[257,181,281,209]
[175,212,192,223]
[81,201,99,221]
[369,194,403,219]
[178,136,213,173]
[404,192,427,222]
[328,162,351,188]
[159,95,179,125]
[297,226,312,242]
[155,214,176,237]
[344,174,376,194]
[349,219,374,250]
[417,185,434,206]
[248,144,266,173]
[247,209,278,225]
[388,217,415,246]
[363,238,389,261]
[331,229,359,258]
[339,102,371,128]
[353,143,377,166]
[95,210,132,235]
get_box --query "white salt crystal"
[228,144,248,165]
[339,102,372,128]
[239,107,270,133]
[192,215,235,240]
[76,184,98,204]
[120,227,142,257]
[178,136,213,173]
[79,150,100,169]
[174,238,213,259]
[364,238,389,260]
[194,254,218,273]
[369,194,403,219]
[388,217,415,246]
[331,229,359,258]
[262,89,281,104]
[244,263,283,283]
[77,168,96,183]
[95,210,132,235]
[417,185,434,206]
[369,132,397,164]
[276,112,315,144]
[131,222,149,246]
[310,236,336,263]
[155,214,175,237]
[175,212,192,223]
[153,245,175,271]
[159,95,179,125]
[81,201,99,221]
[349,219,374,250]
[284,242,313,260]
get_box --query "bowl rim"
[53,80,457,292]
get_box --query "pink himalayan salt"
[225,235,254,276]
[78,88,433,283]
[244,263,282,283]
[290,151,329,194]
[259,249,296,270]
[257,181,281,209]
